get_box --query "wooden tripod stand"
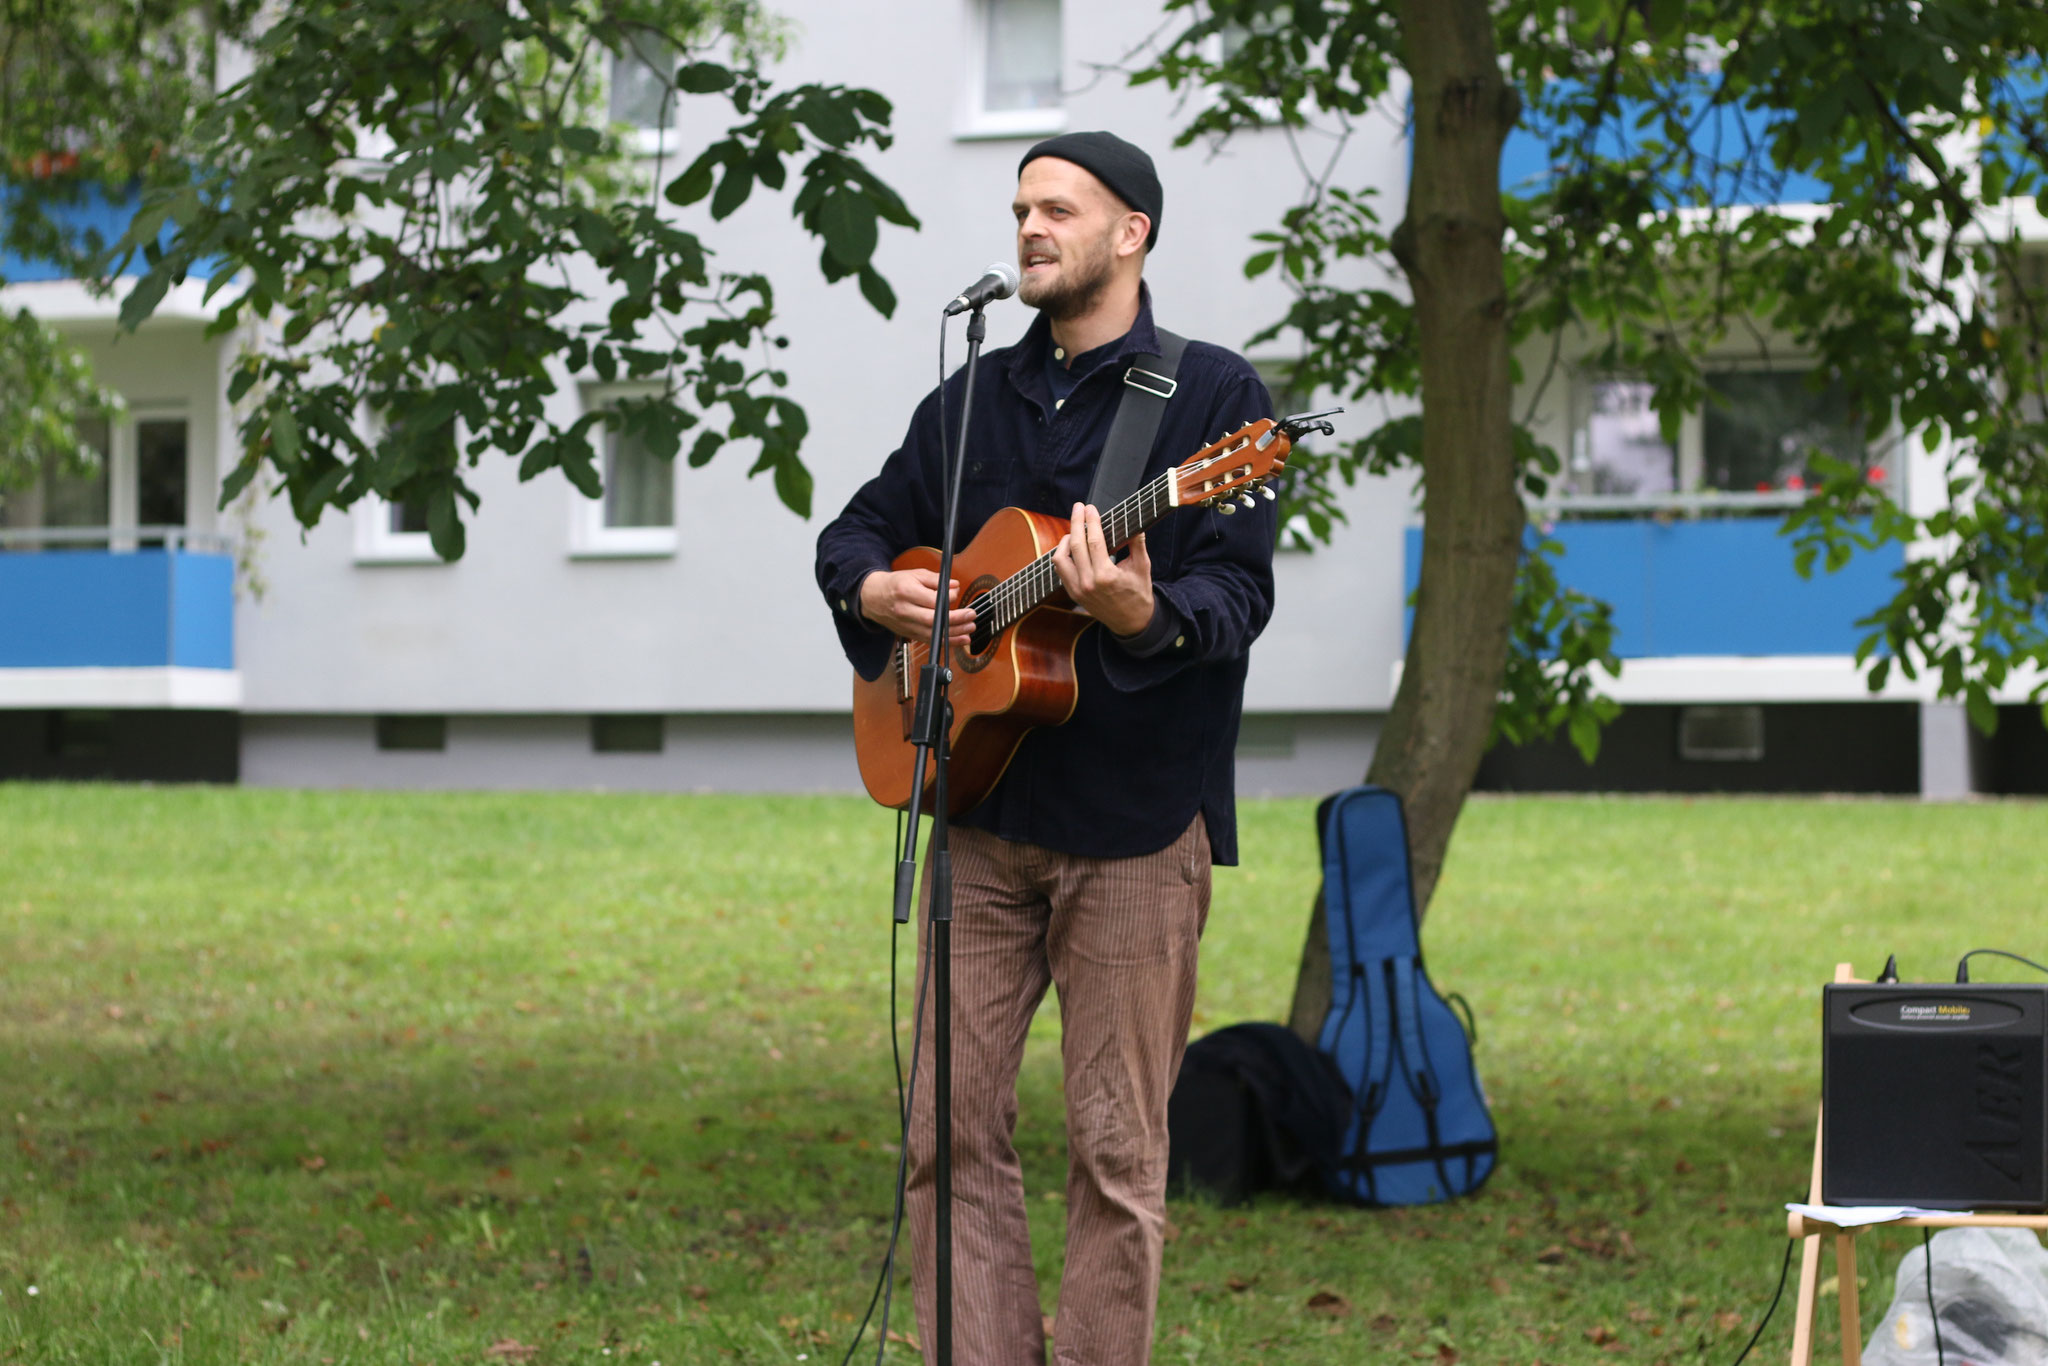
[1782,962,2048,1366]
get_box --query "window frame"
[955,0,1066,142]
[569,383,680,560]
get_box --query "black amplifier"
[1822,982,2048,1210]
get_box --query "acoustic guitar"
[852,409,1339,815]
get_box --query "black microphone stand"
[889,300,988,1366]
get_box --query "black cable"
[1727,1238,1796,1366]
[1956,948,2048,983]
[1922,1229,1945,1366]
[838,899,933,1366]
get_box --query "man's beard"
[1018,230,1116,321]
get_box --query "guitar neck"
[980,470,1178,636]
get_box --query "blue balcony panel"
[1402,517,1905,658]
[0,549,235,670]
[1499,84,1831,207]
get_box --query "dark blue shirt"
[815,288,1277,864]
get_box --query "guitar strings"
[917,430,1267,662]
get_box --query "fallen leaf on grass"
[484,1340,537,1360]
[1435,1343,1459,1365]
[886,1328,920,1350]
[1586,1325,1619,1347]
[686,1284,709,1302]
[299,1155,326,1173]
[1534,1245,1568,1265]
[1305,1290,1351,1317]
[1370,1314,1399,1335]
[1715,1311,1745,1333]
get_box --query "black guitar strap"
[1086,328,1188,510]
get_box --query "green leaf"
[118,269,173,330]
[271,406,302,470]
[857,265,896,318]
[688,431,725,468]
[794,93,859,146]
[665,153,718,207]
[1244,250,1278,278]
[817,188,877,269]
[217,458,261,506]
[710,161,755,220]
[227,363,262,405]
[771,449,813,518]
[674,62,735,94]
[426,487,465,561]
[1965,686,1999,737]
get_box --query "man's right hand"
[861,568,977,647]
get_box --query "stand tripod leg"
[1835,1234,1861,1366]
[1789,1104,1826,1366]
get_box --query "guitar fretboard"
[976,468,1179,636]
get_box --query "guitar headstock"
[1169,408,1342,513]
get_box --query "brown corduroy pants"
[905,818,1212,1366]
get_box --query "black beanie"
[1018,131,1162,252]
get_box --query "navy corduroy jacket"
[814,289,1276,864]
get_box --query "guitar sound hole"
[956,585,999,673]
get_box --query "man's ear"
[1116,212,1151,259]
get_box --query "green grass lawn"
[1,786,2044,1366]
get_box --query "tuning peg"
[1261,486,1277,501]
[1238,493,1256,508]
[1217,501,1237,516]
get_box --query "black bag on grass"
[1166,1022,1350,1205]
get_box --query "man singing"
[814,131,1277,1366]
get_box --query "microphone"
[943,262,1019,316]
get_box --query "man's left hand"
[1051,502,1155,637]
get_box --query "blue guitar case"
[1315,785,1497,1205]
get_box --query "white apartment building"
[3,0,2041,798]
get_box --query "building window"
[1701,370,1863,493]
[47,709,114,760]
[1570,379,1676,497]
[1,416,109,544]
[136,418,189,528]
[571,390,678,558]
[592,714,664,753]
[375,715,447,752]
[610,36,678,135]
[1677,705,1765,762]
[961,0,1064,139]
[1568,367,1870,502]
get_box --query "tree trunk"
[1288,0,1523,1040]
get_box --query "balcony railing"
[1404,501,1905,659]
[0,526,236,670]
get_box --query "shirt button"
[1174,635,1186,648]
[1054,347,1065,361]
[839,599,849,611]
[1055,399,1064,410]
